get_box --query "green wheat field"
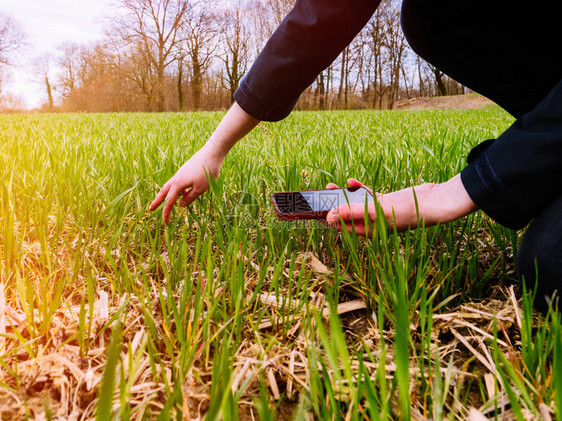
[1,108,560,420]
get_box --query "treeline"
[9,0,467,113]
[0,12,25,112]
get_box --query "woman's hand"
[326,174,478,236]
[325,178,379,236]
[149,102,260,223]
[149,143,224,223]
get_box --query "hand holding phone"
[271,187,374,220]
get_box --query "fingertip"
[326,207,344,223]
[162,202,172,223]
[347,178,362,187]
[333,204,363,222]
[150,185,170,212]
[326,183,339,190]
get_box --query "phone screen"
[272,187,373,220]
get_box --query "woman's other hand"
[326,175,477,236]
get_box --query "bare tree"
[181,2,217,109]
[0,66,8,98]
[57,43,81,97]
[0,13,25,66]
[337,46,350,108]
[221,6,249,103]
[49,0,469,113]
[0,12,24,107]
[415,55,427,96]
[383,1,406,108]
[269,0,295,27]
[175,46,186,110]
[61,42,128,112]
[428,64,447,96]
[365,5,386,109]
[113,0,191,111]
[31,54,56,109]
[119,39,159,109]
[250,0,294,49]
[348,33,366,100]
[0,90,23,112]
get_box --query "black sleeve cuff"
[233,0,379,122]
[461,78,562,230]
[461,146,535,230]
[234,78,298,122]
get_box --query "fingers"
[347,178,364,188]
[150,177,201,222]
[329,220,369,237]
[327,179,375,197]
[179,188,199,207]
[149,183,171,211]
[326,203,368,224]
[162,185,183,223]
[347,178,374,195]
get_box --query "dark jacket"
[233,0,562,230]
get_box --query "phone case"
[271,187,371,221]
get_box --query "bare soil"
[395,93,495,111]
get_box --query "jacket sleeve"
[233,0,380,122]
[461,78,562,229]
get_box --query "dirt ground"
[395,93,495,110]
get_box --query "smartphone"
[271,187,374,220]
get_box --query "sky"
[1,0,114,108]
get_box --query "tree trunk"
[156,41,166,111]
[45,76,53,109]
[401,64,410,99]
[326,65,332,109]
[177,56,184,111]
[156,63,165,111]
[344,46,350,108]
[229,51,239,103]
[316,72,325,110]
[338,48,345,107]
[417,56,425,97]
[433,68,447,96]
[192,47,202,109]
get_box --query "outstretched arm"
[326,175,478,236]
[150,0,380,222]
[149,102,260,223]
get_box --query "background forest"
[0,0,467,113]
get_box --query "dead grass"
[0,248,554,420]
